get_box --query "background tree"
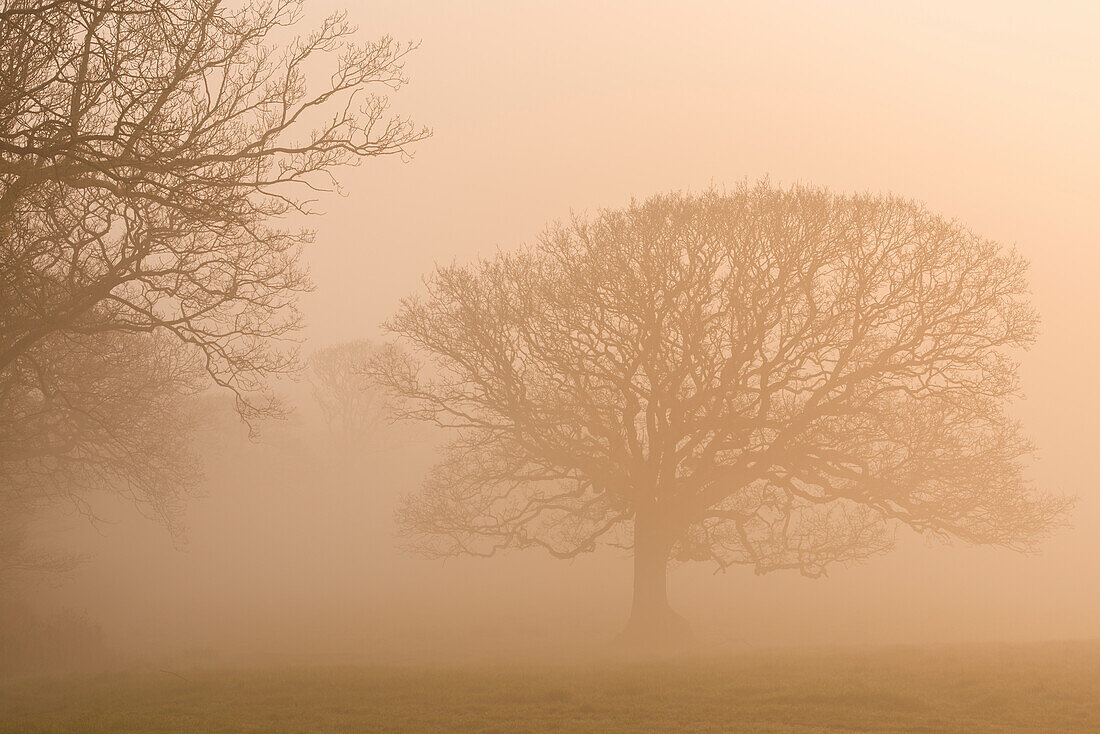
[0,331,202,539]
[371,182,1071,645]
[0,499,78,584]
[309,340,387,443]
[0,0,426,545]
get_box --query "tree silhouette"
[1,0,426,418]
[309,340,387,443]
[0,0,426,536]
[371,183,1071,645]
[0,331,202,535]
[0,498,81,585]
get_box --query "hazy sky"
[35,1,1100,659]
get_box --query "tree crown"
[374,183,1069,576]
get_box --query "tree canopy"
[0,0,425,545]
[310,340,387,441]
[372,182,1070,640]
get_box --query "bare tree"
[309,340,386,442]
[371,183,1071,645]
[0,330,199,589]
[0,499,79,584]
[0,331,203,530]
[0,0,426,541]
[0,0,427,417]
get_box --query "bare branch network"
[0,0,426,537]
[372,183,1070,578]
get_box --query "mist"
[2,1,1098,731]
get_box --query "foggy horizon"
[2,1,1098,732]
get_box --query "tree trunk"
[618,508,693,650]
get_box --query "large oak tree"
[372,183,1070,644]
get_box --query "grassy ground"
[1,641,1097,732]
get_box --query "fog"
[9,0,1100,669]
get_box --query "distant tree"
[0,500,77,585]
[371,183,1071,645]
[0,331,202,535]
[0,331,199,588]
[0,0,426,543]
[309,340,387,442]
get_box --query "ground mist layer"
[1,641,1097,733]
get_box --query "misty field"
[1,642,1098,733]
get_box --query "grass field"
[1,641,1097,732]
